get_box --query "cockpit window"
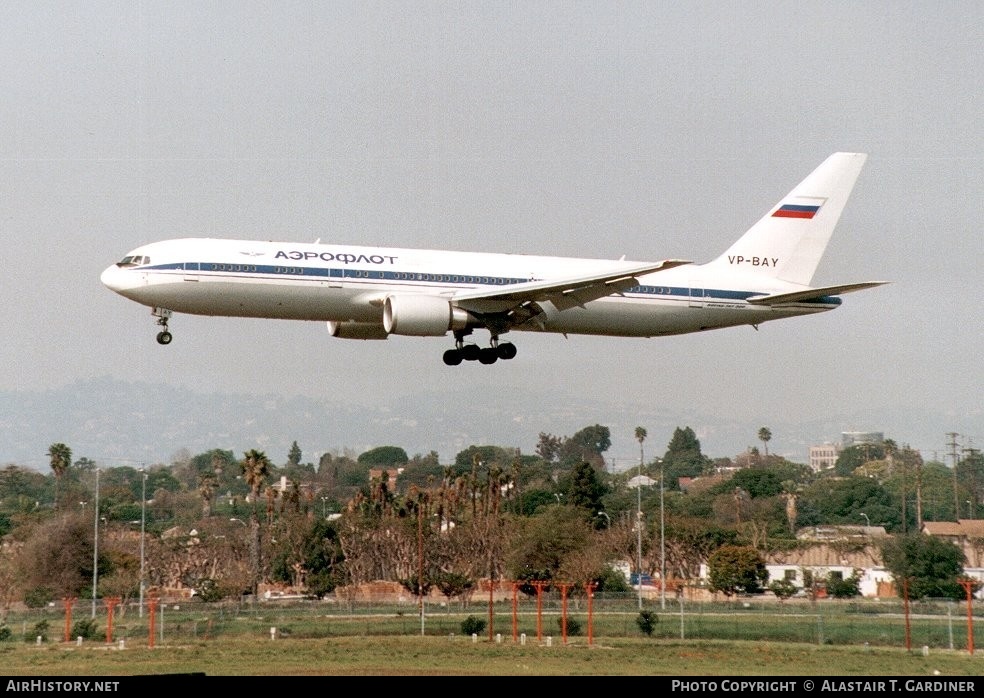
[117,255,150,267]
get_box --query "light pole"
[597,511,610,528]
[637,453,643,610]
[417,501,424,636]
[139,469,147,618]
[91,469,100,619]
[230,517,247,527]
[859,512,870,531]
[660,460,666,610]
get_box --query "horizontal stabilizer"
[746,281,890,306]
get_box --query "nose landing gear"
[152,307,173,345]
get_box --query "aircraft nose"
[100,264,125,292]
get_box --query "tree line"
[0,424,981,615]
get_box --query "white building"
[808,443,840,472]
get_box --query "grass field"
[2,635,982,677]
[3,596,982,677]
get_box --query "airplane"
[101,152,888,366]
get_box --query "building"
[808,432,884,472]
[627,474,657,489]
[808,443,840,472]
[763,545,895,599]
[841,431,884,448]
[795,525,889,542]
[368,468,401,490]
[921,520,984,599]
[921,520,984,567]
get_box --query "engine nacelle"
[383,294,471,336]
[326,320,389,340]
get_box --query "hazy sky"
[1,2,980,465]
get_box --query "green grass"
[4,597,981,676]
[1,636,982,676]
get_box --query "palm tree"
[240,449,271,598]
[634,427,647,470]
[634,426,647,597]
[198,473,218,518]
[47,442,72,511]
[757,427,772,459]
[241,449,271,506]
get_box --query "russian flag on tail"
[773,196,826,219]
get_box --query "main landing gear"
[442,333,517,366]
[152,307,173,345]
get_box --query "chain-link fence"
[3,593,979,651]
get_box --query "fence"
[3,593,979,652]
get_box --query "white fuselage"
[100,237,834,339]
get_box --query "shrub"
[0,626,12,642]
[558,617,581,636]
[460,615,486,636]
[71,618,100,641]
[769,578,798,601]
[595,566,631,593]
[194,578,223,603]
[26,620,49,643]
[826,572,862,599]
[636,610,659,636]
[23,586,55,609]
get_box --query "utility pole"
[139,468,147,618]
[637,437,644,610]
[91,468,100,619]
[947,432,961,519]
[636,468,643,611]
[964,447,981,519]
[659,460,666,610]
[417,495,425,637]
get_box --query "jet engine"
[383,295,472,336]
[326,320,390,340]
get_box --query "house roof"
[766,545,883,568]
[627,475,657,488]
[795,525,887,541]
[922,519,984,537]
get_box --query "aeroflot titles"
[275,250,398,265]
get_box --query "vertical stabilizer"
[710,152,867,285]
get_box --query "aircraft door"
[688,281,705,308]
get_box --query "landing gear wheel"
[496,342,517,360]
[152,308,174,346]
[478,347,499,364]
[461,345,481,361]
[442,349,463,366]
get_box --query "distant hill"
[1,376,973,472]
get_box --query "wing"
[450,259,692,314]
[745,281,890,306]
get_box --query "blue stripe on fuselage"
[136,262,840,306]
